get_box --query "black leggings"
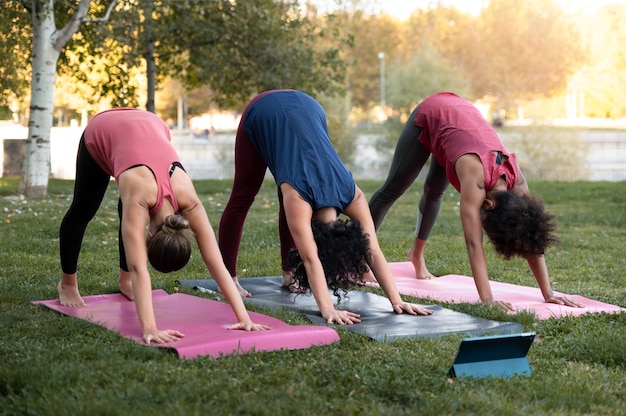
[59,136,128,273]
[369,105,450,240]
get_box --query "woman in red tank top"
[369,93,584,311]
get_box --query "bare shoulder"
[351,186,367,207]
[118,167,157,208]
[170,167,201,210]
[455,154,485,190]
[513,168,530,195]
[279,182,308,205]
[343,186,369,220]
[455,153,483,173]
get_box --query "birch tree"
[17,0,115,197]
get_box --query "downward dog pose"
[218,90,433,324]
[59,108,270,344]
[369,92,584,311]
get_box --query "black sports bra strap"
[169,161,185,177]
[495,151,503,165]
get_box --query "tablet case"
[448,332,536,379]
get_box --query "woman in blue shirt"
[219,90,432,324]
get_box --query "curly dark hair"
[146,214,193,273]
[288,219,371,301]
[481,191,559,260]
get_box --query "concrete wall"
[0,125,236,180]
[1,125,625,181]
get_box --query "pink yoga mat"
[386,262,626,320]
[33,290,339,359]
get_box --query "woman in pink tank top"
[369,93,584,311]
[58,109,270,344]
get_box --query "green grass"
[1,178,625,415]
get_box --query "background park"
[1,0,625,415]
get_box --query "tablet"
[448,332,536,378]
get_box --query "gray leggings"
[369,105,449,240]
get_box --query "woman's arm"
[525,254,585,307]
[455,155,514,311]
[344,187,432,316]
[280,184,362,324]
[118,174,184,344]
[176,175,271,331]
[511,167,583,307]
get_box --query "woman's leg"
[369,106,430,230]
[117,198,128,272]
[218,126,267,285]
[116,198,135,300]
[408,158,449,279]
[416,158,449,240]
[276,188,308,292]
[58,135,110,305]
[276,188,293,272]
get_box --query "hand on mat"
[545,294,585,308]
[143,329,185,344]
[392,302,433,316]
[323,309,361,325]
[228,321,272,331]
[484,299,515,312]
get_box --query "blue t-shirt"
[243,90,355,212]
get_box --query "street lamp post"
[378,52,386,108]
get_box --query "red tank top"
[84,108,181,215]
[414,92,518,192]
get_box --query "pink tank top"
[84,108,181,215]
[414,92,518,192]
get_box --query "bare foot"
[119,273,134,301]
[281,270,294,287]
[58,275,85,307]
[412,266,436,280]
[361,269,377,283]
[407,246,436,280]
[233,276,252,298]
[282,270,309,294]
[346,270,377,286]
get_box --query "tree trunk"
[145,40,157,113]
[18,0,93,197]
[18,1,60,197]
[143,0,156,113]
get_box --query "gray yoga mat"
[176,276,524,342]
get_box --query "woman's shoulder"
[118,167,157,198]
[455,154,486,183]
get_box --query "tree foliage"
[331,11,401,110]
[1,0,610,124]
[3,0,348,197]
[54,0,349,113]
[450,0,586,108]
[0,2,32,113]
[573,4,626,118]
[1,0,624,197]
[158,0,347,108]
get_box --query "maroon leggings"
[218,127,294,277]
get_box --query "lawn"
[1,178,624,415]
